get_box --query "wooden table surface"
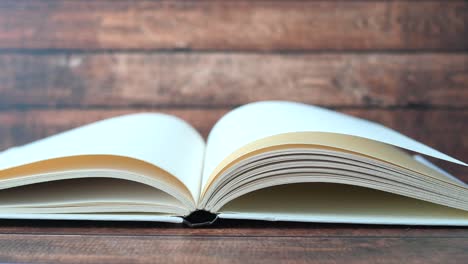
[0,219,467,263]
[0,1,467,263]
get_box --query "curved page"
[219,183,468,226]
[203,101,466,188]
[0,113,205,202]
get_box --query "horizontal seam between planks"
[0,233,467,239]
[0,105,467,111]
[0,49,467,55]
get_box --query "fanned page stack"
[0,101,467,226]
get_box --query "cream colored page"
[0,113,205,201]
[0,178,182,208]
[202,101,466,187]
[0,214,183,223]
[218,183,468,226]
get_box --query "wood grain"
[0,1,466,51]
[0,233,466,264]
[0,219,467,237]
[0,108,224,147]
[0,108,466,181]
[0,0,467,262]
[1,53,467,108]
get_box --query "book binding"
[183,210,219,227]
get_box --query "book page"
[219,183,468,226]
[0,178,188,215]
[0,113,205,202]
[202,101,466,189]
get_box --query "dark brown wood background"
[0,1,467,263]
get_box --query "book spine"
[182,210,219,227]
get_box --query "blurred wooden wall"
[0,1,467,179]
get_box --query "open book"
[0,101,467,226]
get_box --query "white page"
[219,213,468,226]
[0,213,183,223]
[0,178,183,209]
[203,101,466,187]
[413,155,467,187]
[218,183,468,226]
[0,113,205,202]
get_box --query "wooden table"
[0,219,467,263]
[0,1,467,263]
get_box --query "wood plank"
[0,233,466,264]
[0,1,466,51]
[1,53,467,108]
[0,109,225,147]
[0,219,467,237]
[0,108,466,181]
